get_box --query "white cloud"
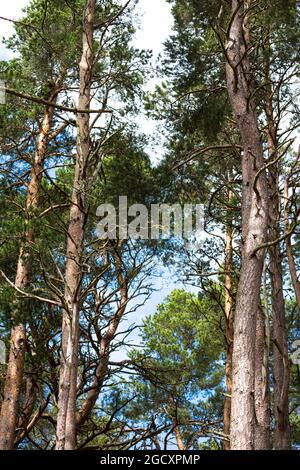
[0,0,29,59]
[0,0,173,60]
[134,0,173,55]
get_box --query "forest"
[0,0,299,453]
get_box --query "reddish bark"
[0,88,59,449]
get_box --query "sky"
[0,0,30,59]
[134,0,173,55]
[0,0,173,59]
[0,0,174,160]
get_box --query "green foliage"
[120,289,225,449]
[0,0,299,451]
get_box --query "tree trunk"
[284,176,300,310]
[55,0,95,450]
[223,191,234,450]
[174,422,185,450]
[266,101,290,449]
[168,393,185,450]
[225,0,269,449]
[254,304,270,449]
[0,89,59,450]
[270,235,291,449]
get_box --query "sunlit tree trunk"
[266,90,290,449]
[223,189,234,450]
[284,173,300,311]
[55,0,95,450]
[174,422,185,451]
[168,393,185,450]
[225,0,269,449]
[0,88,59,450]
[254,304,270,449]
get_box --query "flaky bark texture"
[254,305,270,449]
[174,423,185,451]
[225,0,269,449]
[270,231,291,450]
[266,109,290,449]
[285,234,300,310]
[55,0,95,451]
[168,393,185,450]
[223,191,234,450]
[0,90,58,450]
[284,174,300,311]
